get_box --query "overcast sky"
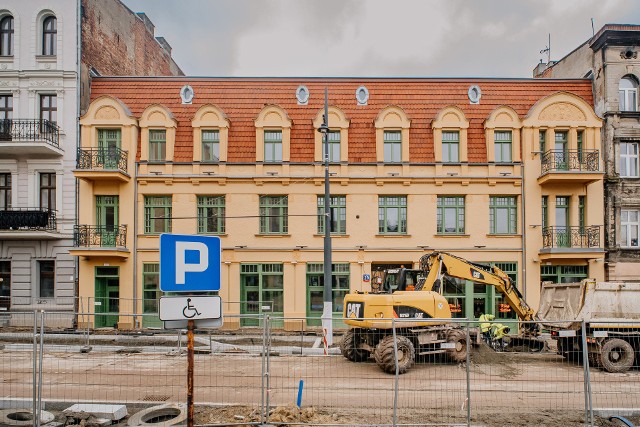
[121,0,640,78]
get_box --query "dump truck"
[539,279,640,373]
[341,251,542,374]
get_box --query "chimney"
[155,37,172,55]
[136,12,155,36]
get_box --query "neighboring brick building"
[0,0,181,325]
[80,0,183,113]
[75,77,604,329]
[536,24,640,281]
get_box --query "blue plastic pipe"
[297,380,304,407]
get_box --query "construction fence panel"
[584,320,640,417]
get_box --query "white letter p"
[175,241,209,285]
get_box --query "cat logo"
[470,269,484,280]
[346,302,363,318]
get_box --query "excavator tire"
[374,335,415,374]
[340,329,369,362]
[598,338,634,373]
[446,329,468,363]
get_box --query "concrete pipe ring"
[0,409,54,426]
[127,403,187,427]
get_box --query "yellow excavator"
[341,251,542,374]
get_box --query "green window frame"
[306,263,350,319]
[539,129,546,153]
[378,196,407,234]
[489,196,517,234]
[142,263,159,315]
[540,265,588,284]
[97,129,122,169]
[201,130,220,162]
[197,195,225,234]
[317,195,346,234]
[324,131,341,163]
[577,130,584,164]
[264,130,282,162]
[240,263,284,326]
[494,131,512,163]
[578,196,585,231]
[442,131,459,162]
[144,196,172,234]
[542,196,548,229]
[259,195,288,234]
[437,196,465,234]
[149,129,166,162]
[491,262,518,320]
[383,130,401,163]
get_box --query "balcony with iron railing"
[538,149,603,185]
[539,226,604,260]
[0,119,62,156]
[74,148,130,182]
[70,225,129,258]
[0,208,60,239]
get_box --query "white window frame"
[619,76,639,112]
[621,209,640,248]
[620,142,639,177]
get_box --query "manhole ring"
[128,403,186,427]
[0,409,54,426]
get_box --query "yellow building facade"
[72,78,604,330]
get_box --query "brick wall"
[80,0,183,112]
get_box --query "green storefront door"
[240,264,284,327]
[96,195,118,247]
[142,263,162,328]
[95,266,119,328]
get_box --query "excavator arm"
[418,252,537,322]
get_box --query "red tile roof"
[89,78,594,163]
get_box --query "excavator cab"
[382,268,424,293]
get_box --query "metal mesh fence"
[3,313,640,426]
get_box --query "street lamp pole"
[318,87,333,346]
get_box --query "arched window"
[42,16,56,56]
[619,75,638,112]
[0,16,13,56]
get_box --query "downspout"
[133,160,139,328]
[520,131,527,301]
[74,0,82,327]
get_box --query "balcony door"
[0,261,9,311]
[554,131,568,171]
[555,196,570,247]
[96,196,119,247]
[98,129,121,169]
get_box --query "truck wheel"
[598,338,634,373]
[340,329,369,362]
[446,329,468,363]
[374,335,415,374]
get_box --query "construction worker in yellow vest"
[479,313,495,343]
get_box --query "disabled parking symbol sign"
[159,234,221,292]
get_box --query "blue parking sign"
[160,234,221,292]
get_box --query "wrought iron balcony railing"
[74,225,127,248]
[76,148,128,174]
[0,119,60,147]
[0,208,57,231]
[540,149,599,174]
[542,226,601,249]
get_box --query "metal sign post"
[158,234,224,427]
[187,319,195,427]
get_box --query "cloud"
[121,0,640,77]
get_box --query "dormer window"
[148,129,166,162]
[42,16,57,56]
[264,130,283,163]
[201,130,220,162]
